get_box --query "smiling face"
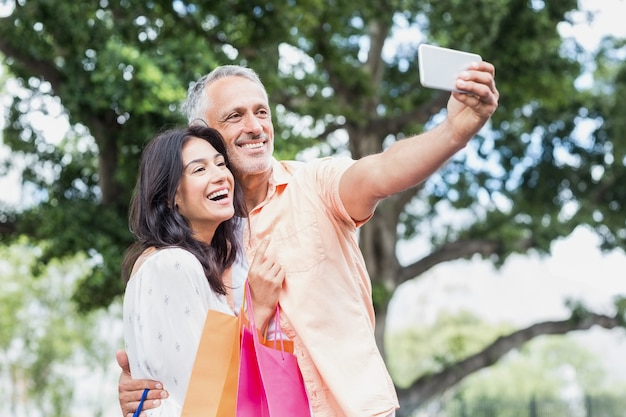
[202,76,275,179]
[174,137,236,243]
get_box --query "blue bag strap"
[133,388,150,417]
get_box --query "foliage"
[386,310,515,387]
[458,336,610,399]
[0,239,119,417]
[418,394,626,417]
[389,311,626,416]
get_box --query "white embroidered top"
[123,247,242,417]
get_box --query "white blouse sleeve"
[123,248,234,417]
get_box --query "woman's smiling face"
[174,137,235,243]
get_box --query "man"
[118,61,499,417]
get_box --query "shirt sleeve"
[312,156,373,227]
[123,248,234,417]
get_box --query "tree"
[0,240,118,417]
[388,311,626,415]
[388,304,626,414]
[1,0,625,412]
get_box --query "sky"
[1,1,626,415]
[390,226,625,328]
[561,0,626,48]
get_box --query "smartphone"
[418,44,482,93]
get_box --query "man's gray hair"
[181,65,268,125]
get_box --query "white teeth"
[241,142,263,149]
[208,189,228,200]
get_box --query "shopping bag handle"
[133,388,150,417]
[244,281,286,358]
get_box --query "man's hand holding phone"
[418,44,482,93]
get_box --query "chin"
[245,158,272,174]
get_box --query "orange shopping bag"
[181,309,241,417]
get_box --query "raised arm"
[339,60,499,221]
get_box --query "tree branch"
[360,92,449,141]
[0,38,65,89]
[396,313,623,414]
[0,217,17,236]
[398,239,502,283]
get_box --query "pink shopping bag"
[237,281,311,416]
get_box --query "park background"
[1,0,625,416]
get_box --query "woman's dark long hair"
[121,125,246,295]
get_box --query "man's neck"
[237,170,272,214]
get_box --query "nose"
[210,165,228,183]
[243,113,263,136]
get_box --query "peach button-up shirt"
[243,158,399,417]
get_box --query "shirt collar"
[270,157,292,188]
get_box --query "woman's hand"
[246,236,285,328]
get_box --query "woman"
[122,125,284,416]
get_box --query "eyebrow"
[183,153,224,170]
